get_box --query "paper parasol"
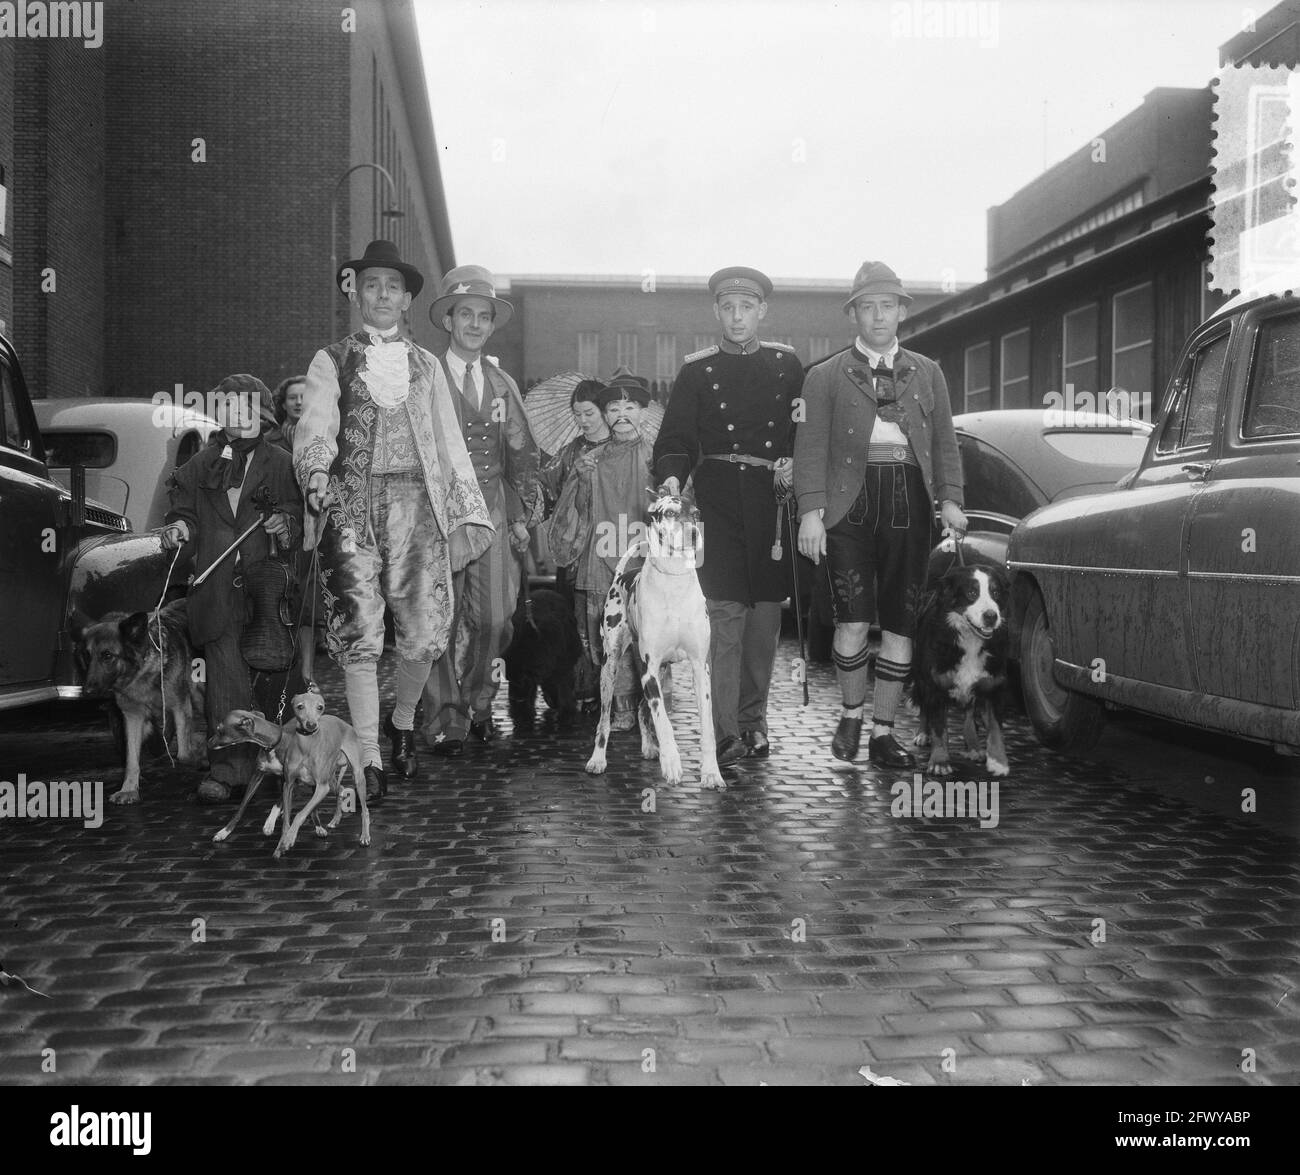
[523,371,589,458]
[524,371,666,455]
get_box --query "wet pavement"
[1,636,1297,1086]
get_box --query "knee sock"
[833,643,871,715]
[343,662,381,767]
[392,658,433,730]
[872,656,910,735]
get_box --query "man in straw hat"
[295,240,494,801]
[794,261,966,768]
[653,266,802,767]
[420,265,541,757]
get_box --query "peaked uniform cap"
[429,264,513,329]
[709,266,773,300]
[336,239,424,298]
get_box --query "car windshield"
[1043,429,1149,467]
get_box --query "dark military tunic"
[653,338,804,605]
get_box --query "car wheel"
[1019,590,1105,752]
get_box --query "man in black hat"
[653,267,802,765]
[794,261,966,768]
[295,241,494,800]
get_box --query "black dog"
[504,588,582,727]
[909,561,1011,778]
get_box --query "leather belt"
[703,453,776,469]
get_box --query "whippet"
[585,491,725,789]
[209,684,370,856]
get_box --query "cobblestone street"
[1,637,1297,1087]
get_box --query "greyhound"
[208,684,370,856]
[585,490,724,790]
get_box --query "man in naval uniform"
[421,265,542,757]
[653,266,803,766]
[295,240,495,800]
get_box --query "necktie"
[368,332,401,346]
[872,361,895,397]
[464,363,478,409]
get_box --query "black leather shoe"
[384,713,418,779]
[469,717,498,743]
[742,730,770,758]
[431,736,465,758]
[831,716,862,761]
[716,735,748,767]
[362,764,387,805]
[868,731,915,770]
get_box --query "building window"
[1062,303,1099,400]
[999,328,1030,409]
[693,334,715,355]
[655,333,677,381]
[963,341,992,412]
[1111,281,1154,421]
[809,336,834,362]
[616,332,638,372]
[578,332,599,374]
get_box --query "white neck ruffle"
[361,338,411,408]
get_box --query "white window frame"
[963,341,992,412]
[809,336,833,363]
[577,331,599,375]
[999,327,1030,409]
[655,333,677,380]
[1111,281,1154,421]
[616,331,638,373]
[1062,302,1099,398]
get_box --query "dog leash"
[148,542,185,769]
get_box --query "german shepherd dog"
[72,600,204,804]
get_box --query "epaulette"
[760,340,796,354]
[684,345,719,363]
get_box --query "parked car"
[32,397,219,532]
[950,409,1153,569]
[0,334,189,711]
[798,410,1151,658]
[1008,289,1300,756]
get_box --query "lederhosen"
[824,353,931,638]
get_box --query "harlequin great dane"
[585,491,725,789]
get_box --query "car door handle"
[1181,463,1211,481]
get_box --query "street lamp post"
[330,162,405,338]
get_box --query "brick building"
[489,275,962,397]
[899,1,1300,421]
[1,0,454,401]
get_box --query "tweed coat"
[793,345,964,531]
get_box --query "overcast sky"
[417,0,1249,284]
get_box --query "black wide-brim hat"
[336,239,424,299]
